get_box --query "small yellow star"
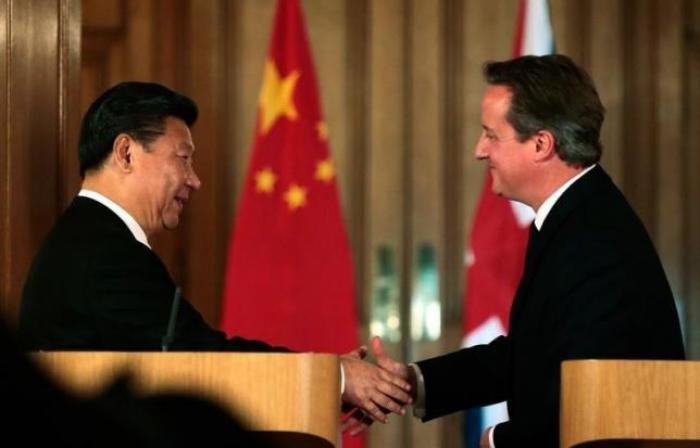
[316,121,329,141]
[254,167,277,193]
[258,59,300,134]
[315,158,335,183]
[284,184,307,210]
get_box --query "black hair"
[78,82,198,177]
[484,54,605,166]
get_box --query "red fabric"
[463,0,532,339]
[463,175,530,336]
[220,1,361,445]
[512,0,527,57]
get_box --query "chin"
[162,216,181,230]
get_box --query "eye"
[483,131,497,142]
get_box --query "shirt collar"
[78,189,151,249]
[534,164,596,230]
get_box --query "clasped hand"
[340,336,415,435]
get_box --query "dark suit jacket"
[416,166,685,447]
[19,196,280,352]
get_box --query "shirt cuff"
[409,363,426,418]
[340,363,345,395]
[488,425,496,448]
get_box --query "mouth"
[174,196,187,209]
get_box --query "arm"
[417,335,510,421]
[90,242,286,351]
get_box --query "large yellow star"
[284,184,307,210]
[254,167,277,193]
[315,158,335,183]
[258,60,300,134]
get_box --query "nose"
[187,166,202,190]
[474,136,489,160]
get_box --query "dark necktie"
[524,222,540,267]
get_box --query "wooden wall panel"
[183,0,228,325]
[589,0,624,182]
[410,0,442,271]
[0,0,80,322]
[442,0,464,322]
[346,0,369,320]
[623,0,658,233]
[0,0,8,319]
[366,0,407,446]
[685,0,700,358]
[58,0,82,209]
[655,0,684,312]
[409,1,444,447]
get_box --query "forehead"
[482,85,513,115]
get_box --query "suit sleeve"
[416,335,510,421]
[88,241,287,352]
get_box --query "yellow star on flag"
[284,184,307,210]
[258,59,300,134]
[255,167,277,193]
[316,121,329,141]
[315,158,335,183]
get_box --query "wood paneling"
[409,1,444,447]
[0,0,8,319]
[0,0,80,322]
[442,0,464,321]
[366,1,407,445]
[655,0,684,310]
[590,0,624,181]
[58,0,82,209]
[346,0,369,321]
[685,0,700,359]
[623,0,658,232]
[183,0,228,326]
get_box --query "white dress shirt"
[78,189,151,249]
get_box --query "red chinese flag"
[221,0,358,359]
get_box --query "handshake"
[339,336,417,435]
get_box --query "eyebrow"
[179,141,196,153]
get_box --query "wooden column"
[0,0,81,322]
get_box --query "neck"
[81,173,152,237]
[528,163,586,212]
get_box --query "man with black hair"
[373,54,685,447]
[19,81,411,425]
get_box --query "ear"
[112,134,134,173]
[532,129,556,162]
